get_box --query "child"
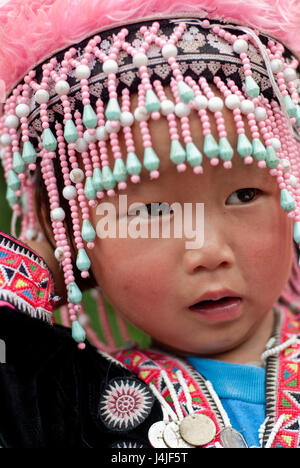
[1,0,300,449]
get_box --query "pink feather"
[0,0,300,94]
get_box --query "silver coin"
[220,426,248,448]
[179,413,217,446]
[163,421,194,448]
[148,421,168,448]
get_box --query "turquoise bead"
[280,188,295,211]
[145,89,161,113]
[7,169,21,191]
[113,158,127,182]
[42,128,57,151]
[143,147,160,171]
[82,104,97,128]
[68,282,82,304]
[177,80,194,103]
[203,134,219,158]
[170,140,186,164]
[105,97,121,121]
[12,151,25,174]
[252,138,267,161]
[285,95,297,117]
[237,134,252,157]
[186,142,202,167]
[101,165,116,190]
[84,176,97,200]
[92,167,103,191]
[245,76,260,98]
[219,137,234,161]
[76,248,91,271]
[265,146,279,169]
[6,187,18,207]
[126,152,142,175]
[81,219,96,242]
[64,119,78,143]
[22,141,36,164]
[294,221,300,243]
[71,320,86,343]
[295,105,300,126]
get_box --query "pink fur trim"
[0,0,300,93]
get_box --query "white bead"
[290,175,298,187]
[50,207,66,222]
[95,126,109,140]
[283,67,297,82]
[240,99,255,114]
[120,111,134,126]
[281,158,290,172]
[225,94,240,110]
[62,185,77,200]
[161,99,175,115]
[55,80,70,95]
[161,44,178,58]
[83,129,97,143]
[133,52,148,67]
[271,59,284,74]
[5,114,19,129]
[35,89,50,104]
[208,96,224,112]
[0,133,12,146]
[25,229,37,241]
[175,102,191,117]
[0,148,5,159]
[15,103,30,118]
[134,106,149,121]
[54,247,65,261]
[70,168,84,183]
[105,120,121,133]
[75,64,91,80]
[255,106,267,121]
[103,59,118,74]
[194,95,208,110]
[74,138,88,153]
[271,138,281,151]
[233,39,248,54]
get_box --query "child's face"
[89,88,294,358]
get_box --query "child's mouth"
[189,296,243,323]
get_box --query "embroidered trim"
[0,232,55,324]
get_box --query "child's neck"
[153,308,275,365]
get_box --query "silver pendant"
[179,413,217,447]
[220,427,248,448]
[148,421,168,448]
[163,421,194,448]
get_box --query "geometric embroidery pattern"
[0,232,56,323]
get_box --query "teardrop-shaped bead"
[7,169,21,190]
[265,146,279,168]
[68,282,82,304]
[83,104,98,128]
[252,138,267,161]
[64,119,79,143]
[237,134,252,157]
[72,320,86,343]
[22,141,36,164]
[105,97,121,121]
[6,187,18,207]
[143,147,160,171]
[76,248,91,271]
[204,134,219,158]
[113,158,127,182]
[170,140,186,164]
[92,168,103,191]
[285,95,297,117]
[145,89,161,113]
[280,188,295,211]
[101,166,116,190]
[81,219,96,242]
[293,221,300,243]
[177,80,195,103]
[84,176,97,200]
[13,151,26,173]
[218,137,234,161]
[186,142,203,166]
[245,76,260,98]
[126,152,142,175]
[42,128,57,151]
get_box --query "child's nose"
[182,227,234,274]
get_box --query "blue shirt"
[186,357,266,447]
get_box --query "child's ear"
[24,239,67,307]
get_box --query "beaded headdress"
[1,0,300,350]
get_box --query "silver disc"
[179,413,217,446]
[148,421,168,448]
[163,421,194,448]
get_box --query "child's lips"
[188,294,243,323]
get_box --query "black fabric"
[0,306,162,448]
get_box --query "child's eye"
[226,188,262,205]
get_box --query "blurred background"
[0,166,11,233]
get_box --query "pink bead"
[210,158,219,166]
[150,170,160,180]
[258,160,267,168]
[107,189,116,197]
[223,161,232,169]
[177,163,187,172]
[244,156,254,165]
[131,175,140,184]
[78,343,86,350]
[193,166,203,175]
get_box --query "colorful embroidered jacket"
[0,231,300,449]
